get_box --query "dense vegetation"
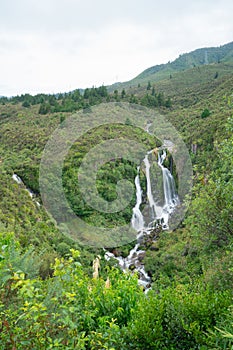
[0,85,172,115]
[0,42,233,348]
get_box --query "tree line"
[0,85,172,114]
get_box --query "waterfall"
[131,167,144,231]
[157,150,179,229]
[12,173,40,206]
[105,146,179,291]
[12,173,23,185]
[143,152,163,225]
[144,154,156,217]
[132,149,179,231]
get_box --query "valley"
[0,42,233,349]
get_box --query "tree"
[158,92,165,106]
[201,108,211,118]
[39,103,50,114]
[125,117,133,126]
[113,90,119,101]
[147,81,151,90]
[185,116,233,249]
[22,100,30,108]
[165,97,172,108]
[121,89,126,99]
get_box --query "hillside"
[109,41,233,91]
[0,44,233,349]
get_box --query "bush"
[201,108,211,118]
[0,239,143,349]
[125,283,232,349]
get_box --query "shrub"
[201,108,211,118]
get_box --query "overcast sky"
[0,0,232,96]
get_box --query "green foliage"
[186,116,233,251]
[125,117,133,126]
[22,100,31,108]
[125,283,232,349]
[211,308,233,349]
[0,233,233,349]
[146,81,151,90]
[140,91,171,108]
[201,108,211,118]
[39,102,51,114]
[0,235,142,349]
[121,89,126,98]
[143,116,233,288]
[123,41,233,88]
[0,49,233,349]
[62,124,160,228]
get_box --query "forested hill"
[0,43,233,349]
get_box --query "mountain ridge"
[108,41,233,91]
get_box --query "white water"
[106,146,179,291]
[12,173,40,206]
[12,174,23,185]
[143,152,163,226]
[132,149,179,232]
[144,154,157,218]
[131,167,144,231]
[157,150,179,229]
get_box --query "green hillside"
[109,41,233,91]
[138,41,233,78]
[0,43,233,349]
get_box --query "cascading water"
[143,153,159,220]
[158,150,178,211]
[132,149,179,232]
[157,150,179,229]
[131,167,144,231]
[143,151,163,228]
[12,173,40,206]
[105,145,179,291]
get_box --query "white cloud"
[0,0,232,96]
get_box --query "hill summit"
[109,41,233,90]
